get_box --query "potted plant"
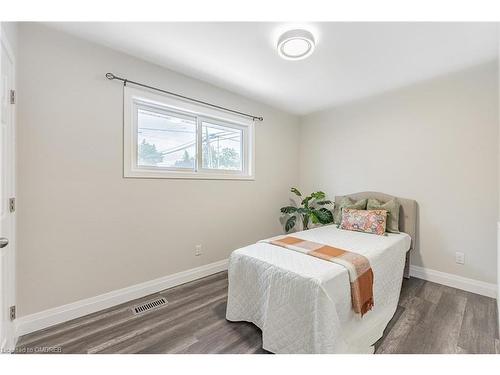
[280,187,334,232]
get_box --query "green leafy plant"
[280,187,334,232]
[138,139,164,166]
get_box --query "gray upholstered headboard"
[334,191,418,278]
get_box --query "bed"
[226,192,417,354]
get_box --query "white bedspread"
[226,225,411,354]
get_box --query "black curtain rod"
[105,73,264,122]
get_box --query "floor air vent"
[132,297,168,315]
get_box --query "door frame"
[0,24,17,352]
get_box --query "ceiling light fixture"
[277,29,315,60]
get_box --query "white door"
[0,29,16,352]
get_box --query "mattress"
[225,225,411,354]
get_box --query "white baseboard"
[410,265,497,298]
[15,259,229,337]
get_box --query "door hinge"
[9,197,15,213]
[9,90,15,104]
[9,305,16,320]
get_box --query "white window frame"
[124,86,255,180]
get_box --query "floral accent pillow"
[340,209,388,236]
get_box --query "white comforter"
[226,225,411,354]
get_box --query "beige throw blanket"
[267,236,374,316]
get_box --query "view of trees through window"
[137,108,196,169]
[201,121,242,171]
[137,108,243,171]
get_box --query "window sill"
[124,169,255,180]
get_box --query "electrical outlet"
[195,245,202,256]
[455,252,465,265]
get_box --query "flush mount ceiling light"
[277,29,316,60]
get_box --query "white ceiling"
[46,22,498,115]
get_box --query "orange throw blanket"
[268,236,374,316]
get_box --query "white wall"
[16,23,299,317]
[299,62,499,284]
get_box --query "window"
[124,87,255,179]
[201,121,243,171]
[137,108,197,170]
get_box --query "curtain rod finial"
[105,73,115,80]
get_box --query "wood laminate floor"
[15,271,499,354]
